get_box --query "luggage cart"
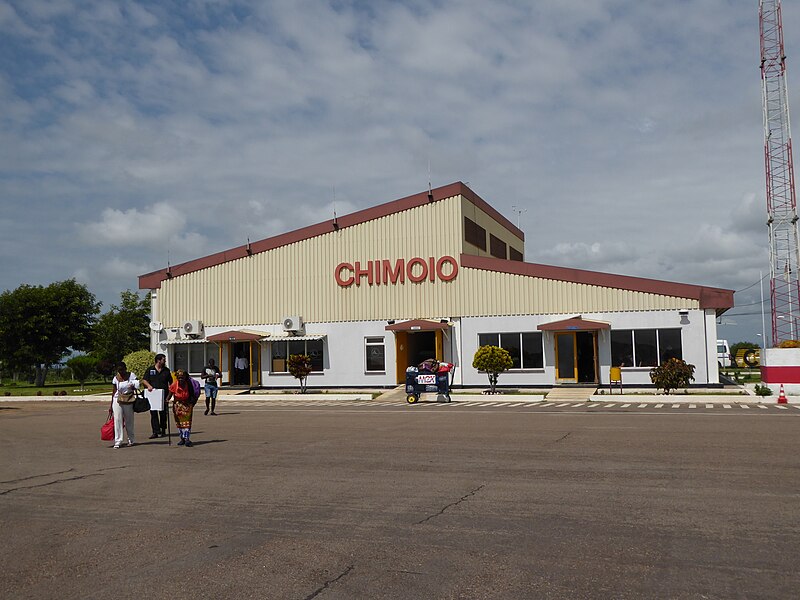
[405,363,455,404]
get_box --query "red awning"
[206,330,265,342]
[385,319,450,332]
[537,317,610,331]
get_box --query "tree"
[123,350,156,379]
[91,290,151,363]
[67,355,98,391]
[0,280,100,386]
[287,354,313,393]
[472,345,513,394]
[649,358,695,394]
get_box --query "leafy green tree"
[123,350,156,379]
[472,345,513,394]
[0,280,100,386]
[650,358,696,394]
[92,290,151,363]
[287,354,313,393]
[67,355,98,391]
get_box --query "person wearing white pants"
[111,362,139,448]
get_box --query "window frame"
[477,331,544,370]
[364,336,386,373]
[270,339,325,373]
[610,328,683,368]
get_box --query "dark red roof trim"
[206,331,263,342]
[385,319,450,331]
[139,182,523,289]
[538,317,610,331]
[460,254,734,312]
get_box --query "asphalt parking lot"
[1,400,798,599]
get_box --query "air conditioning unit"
[182,320,204,338]
[282,316,304,333]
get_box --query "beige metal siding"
[157,193,699,327]
[461,196,524,259]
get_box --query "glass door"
[555,332,577,382]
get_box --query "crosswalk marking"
[672,404,681,409]
[572,403,585,407]
[723,404,732,409]
[758,404,768,409]
[776,405,788,410]
[556,403,572,407]
[740,404,750,409]
[688,404,696,409]
[587,403,603,407]
[654,403,664,408]
[706,404,714,409]
[620,403,631,408]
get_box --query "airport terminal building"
[138,182,734,389]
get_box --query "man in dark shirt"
[201,358,222,415]
[141,353,173,438]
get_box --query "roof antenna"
[166,248,172,278]
[332,186,339,230]
[427,159,434,202]
[246,236,253,255]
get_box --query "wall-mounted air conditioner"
[182,320,204,338]
[282,316,304,333]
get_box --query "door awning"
[537,316,610,331]
[206,330,266,342]
[385,319,450,332]
[268,333,327,342]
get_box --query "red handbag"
[101,413,114,441]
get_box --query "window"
[611,329,682,367]
[464,217,487,250]
[478,332,544,369]
[365,337,386,372]
[489,234,507,259]
[271,339,325,372]
[173,344,210,373]
[509,247,523,261]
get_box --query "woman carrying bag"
[111,361,140,449]
[169,369,198,447]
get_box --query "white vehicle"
[717,339,731,368]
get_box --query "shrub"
[287,354,313,393]
[649,358,695,394]
[754,384,773,397]
[67,355,99,391]
[122,350,156,380]
[472,345,514,394]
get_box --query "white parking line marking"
[620,403,631,408]
[654,403,664,408]
[604,403,617,408]
[540,403,556,407]
[705,404,714,409]
[638,403,648,408]
[671,404,681,409]
[740,404,751,409]
[723,404,732,409]
[688,404,697,409]
[776,405,789,410]
[556,403,572,407]
[587,403,603,407]
[758,404,768,409]
[572,403,585,407]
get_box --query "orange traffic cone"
[778,384,788,404]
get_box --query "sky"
[0,0,792,345]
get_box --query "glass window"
[500,333,521,368]
[489,234,507,259]
[611,330,633,367]
[464,217,487,250]
[476,332,544,370]
[611,329,683,368]
[521,332,544,368]
[173,344,210,374]
[478,333,499,347]
[365,337,386,372]
[634,330,657,367]
[270,340,325,373]
[658,329,682,362]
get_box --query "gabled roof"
[538,316,611,331]
[460,255,734,313]
[139,182,522,290]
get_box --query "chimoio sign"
[335,256,459,287]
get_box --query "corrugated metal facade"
[157,193,700,327]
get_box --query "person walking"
[201,358,222,415]
[169,369,198,447]
[141,353,172,438]
[111,361,139,449]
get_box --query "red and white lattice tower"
[760,0,800,344]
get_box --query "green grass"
[0,381,110,397]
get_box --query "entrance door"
[394,330,442,383]
[555,333,577,382]
[231,342,257,386]
[555,331,598,384]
